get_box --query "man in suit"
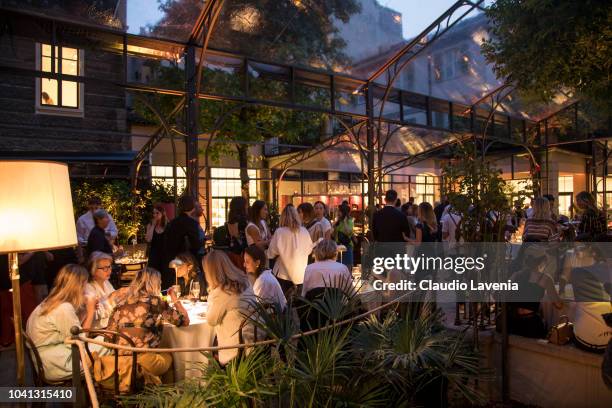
[162,195,202,289]
[372,190,411,242]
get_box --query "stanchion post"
[71,326,84,408]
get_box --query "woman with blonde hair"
[204,250,257,365]
[85,251,116,329]
[106,268,188,384]
[523,197,560,242]
[26,264,102,380]
[266,205,313,295]
[302,239,353,297]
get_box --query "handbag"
[547,315,574,345]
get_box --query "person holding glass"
[145,203,168,272]
[85,251,116,329]
[174,252,205,300]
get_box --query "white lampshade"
[0,161,77,253]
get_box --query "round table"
[160,301,214,381]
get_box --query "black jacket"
[163,213,201,263]
[86,226,112,257]
[372,206,411,242]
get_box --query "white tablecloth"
[160,301,215,381]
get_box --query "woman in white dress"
[267,205,313,296]
[26,264,104,381]
[244,244,286,310]
[204,250,257,366]
[85,251,116,329]
[246,200,271,249]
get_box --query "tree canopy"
[482,0,611,111]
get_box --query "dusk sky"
[127,0,488,39]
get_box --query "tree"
[482,0,611,111]
[144,0,360,197]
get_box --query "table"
[160,301,214,381]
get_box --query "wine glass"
[171,284,181,300]
[190,280,200,303]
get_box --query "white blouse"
[266,226,313,284]
[253,270,287,310]
[302,260,353,297]
[246,220,270,246]
[308,217,332,242]
[84,280,116,329]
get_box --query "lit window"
[211,168,258,226]
[36,43,83,114]
[151,166,187,194]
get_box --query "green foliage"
[123,294,486,407]
[442,143,512,242]
[482,0,611,111]
[71,180,175,244]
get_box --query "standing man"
[76,196,118,260]
[372,190,411,242]
[162,195,202,289]
[86,209,113,257]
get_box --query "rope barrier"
[66,290,412,353]
[64,338,100,408]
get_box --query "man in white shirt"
[76,196,118,246]
[441,207,462,248]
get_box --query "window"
[151,166,187,194]
[36,43,84,115]
[507,179,533,207]
[211,168,258,227]
[415,174,438,204]
[432,47,470,82]
[558,176,574,217]
[595,176,612,211]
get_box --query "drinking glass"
[171,284,181,299]
[190,281,200,302]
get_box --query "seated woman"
[26,264,103,381]
[301,239,353,297]
[203,250,257,366]
[85,251,116,329]
[505,254,562,338]
[174,252,206,299]
[106,268,189,384]
[244,245,286,310]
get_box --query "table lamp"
[169,258,184,286]
[0,161,77,386]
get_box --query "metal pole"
[185,45,200,199]
[9,253,25,386]
[70,326,83,407]
[365,83,376,230]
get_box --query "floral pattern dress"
[106,289,185,352]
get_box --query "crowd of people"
[1,187,609,387]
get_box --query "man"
[372,190,411,242]
[440,205,462,249]
[191,201,207,262]
[76,196,118,246]
[434,196,449,224]
[162,195,202,289]
[86,209,113,257]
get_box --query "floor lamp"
[0,161,77,386]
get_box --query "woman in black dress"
[226,196,249,269]
[410,202,438,243]
[145,203,168,272]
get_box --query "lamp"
[0,161,77,386]
[169,258,184,286]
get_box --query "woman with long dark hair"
[333,203,355,269]
[575,191,607,241]
[409,202,438,243]
[246,200,271,249]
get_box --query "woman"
[267,205,313,295]
[85,252,116,329]
[297,202,317,235]
[246,200,271,249]
[333,204,355,269]
[244,245,286,310]
[302,239,353,297]
[145,204,168,272]
[204,250,257,365]
[522,197,560,242]
[227,196,249,268]
[26,264,102,381]
[313,201,333,241]
[575,191,607,241]
[409,202,438,243]
[106,268,188,384]
[174,252,205,298]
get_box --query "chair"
[23,331,79,387]
[79,328,141,398]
